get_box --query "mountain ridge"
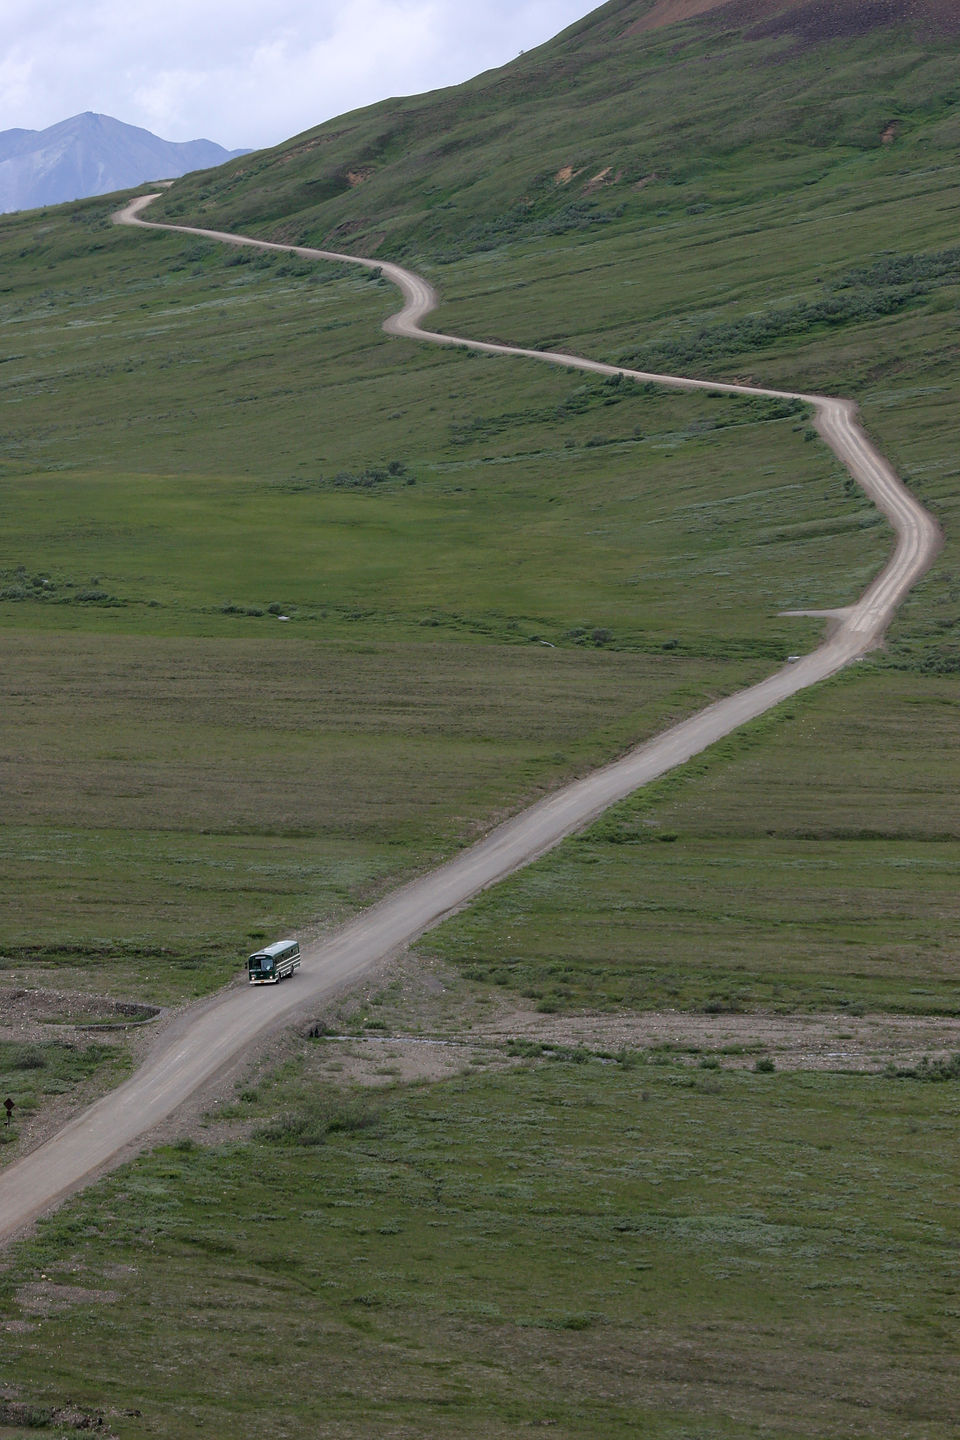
[0,111,249,215]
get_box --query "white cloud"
[0,0,594,150]
[0,53,36,123]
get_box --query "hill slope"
[2,4,960,1435]
[154,0,960,260]
[629,0,960,38]
[0,0,955,988]
[0,112,248,214]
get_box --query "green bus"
[248,938,301,985]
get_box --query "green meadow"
[2,2,960,1433]
[0,630,757,999]
[0,195,900,998]
[4,174,958,1002]
[1,1055,958,1438]
[427,667,960,1015]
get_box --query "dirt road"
[0,196,940,1246]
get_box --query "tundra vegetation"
[2,1054,958,1438]
[1,0,960,1434]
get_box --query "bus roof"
[249,939,299,961]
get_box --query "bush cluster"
[279,459,410,491]
[0,568,123,607]
[886,1053,960,1082]
[620,243,960,371]
[256,1093,378,1147]
[438,198,626,259]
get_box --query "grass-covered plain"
[427,667,960,1015]
[158,1,960,670]
[424,162,960,671]
[0,629,758,999]
[0,1055,958,1438]
[2,5,960,1436]
[0,206,882,654]
[0,195,900,999]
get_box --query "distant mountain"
[0,112,250,214]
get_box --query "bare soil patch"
[0,1388,120,1436]
[290,999,960,1100]
[307,1034,484,1088]
[625,0,734,34]
[471,1005,960,1071]
[281,951,960,1081]
[0,984,158,1040]
[583,166,616,193]
[15,1280,119,1317]
[0,983,175,1166]
[739,0,960,43]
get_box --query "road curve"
[0,196,940,1246]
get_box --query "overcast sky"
[0,1,597,152]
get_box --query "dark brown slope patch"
[625,0,960,39]
[625,0,735,34]
[740,0,960,42]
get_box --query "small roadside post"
[3,1097,13,1125]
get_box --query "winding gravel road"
[0,195,941,1246]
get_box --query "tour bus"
[248,938,301,985]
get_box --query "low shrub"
[886,1053,960,1082]
[256,1092,378,1147]
[8,1045,47,1071]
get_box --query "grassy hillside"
[153,0,960,263]
[154,0,960,671]
[2,0,957,1002]
[2,2,960,1434]
[0,191,893,1002]
[428,668,960,1016]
